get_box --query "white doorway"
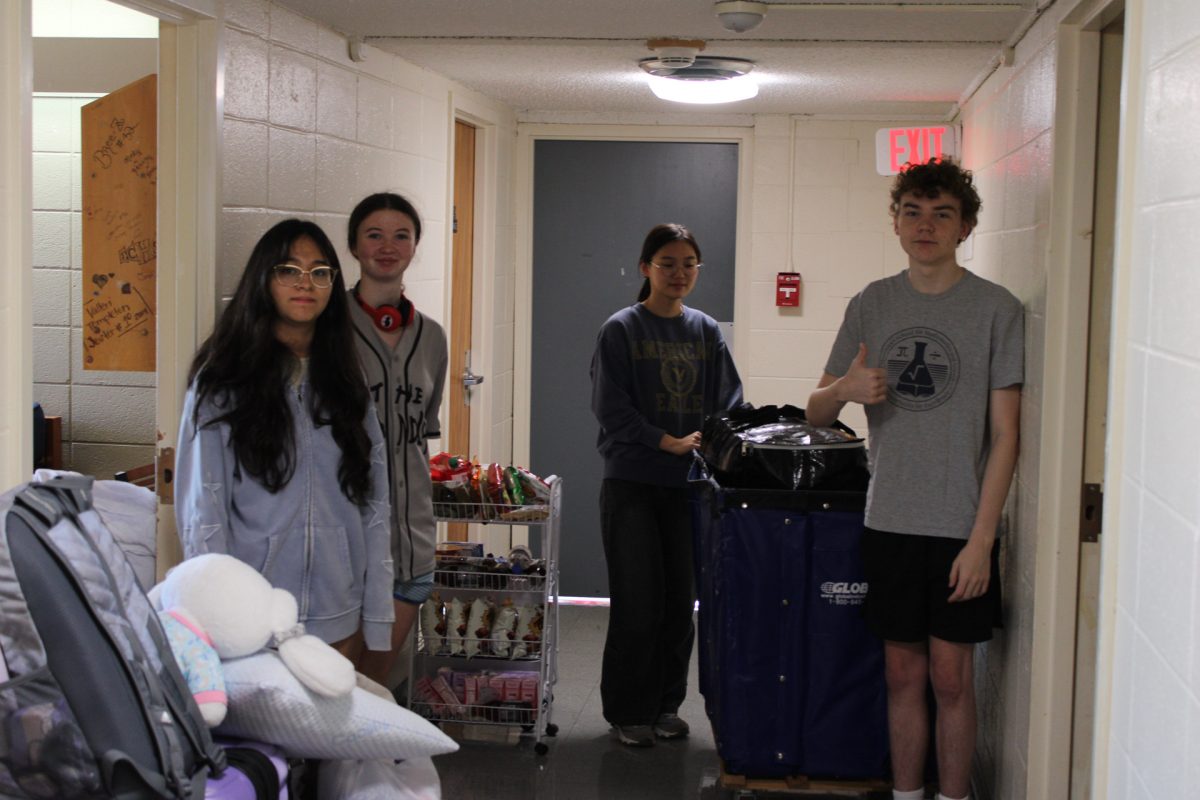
[2,0,220,578]
[1070,11,1123,799]
[30,0,159,482]
[1026,0,1128,796]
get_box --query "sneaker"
[612,724,655,747]
[653,713,690,739]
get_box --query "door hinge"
[452,205,458,234]
[1080,482,1102,542]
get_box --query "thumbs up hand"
[840,343,888,406]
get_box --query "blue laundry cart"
[691,467,889,781]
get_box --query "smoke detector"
[640,38,753,80]
[642,38,705,70]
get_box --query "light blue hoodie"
[175,378,394,650]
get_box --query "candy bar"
[420,591,445,654]
[511,604,544,659]
[491,599,519,657]
[464,596,496,658]
[446,596,468,656]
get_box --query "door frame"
[446,118,477,542]
[1,0,219,511]
[512,123,754,471]
[1089,0,1145,797]
[1027,0,1136,797]
[147,1,222,578]
[443,96,510,554]
[1,0,34,488]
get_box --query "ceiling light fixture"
[645,73,759,104]
[640,40,758,105]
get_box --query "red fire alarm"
[776,272,801,307]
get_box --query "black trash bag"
[700,403,870,491]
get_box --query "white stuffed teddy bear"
[150,553,357,727]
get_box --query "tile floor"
[430,604,888,800]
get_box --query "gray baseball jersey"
[349,298,449,582]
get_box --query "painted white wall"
[955,24,1057,800]
[219,0,518,553]
[32,0,157,38]
[1102,2,1200,798]
[220,0,452,316]
[742,115,919,439]
[32,93,157,478]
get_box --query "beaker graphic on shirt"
[896,340,935,397]
[883,327,958,412]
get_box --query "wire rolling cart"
[408,475,562,755]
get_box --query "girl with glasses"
[174,219,394,673]
[589,223,744,747]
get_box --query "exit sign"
[875,126,959,175]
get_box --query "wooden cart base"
[719,763,892,798]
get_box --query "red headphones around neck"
[354,289,414,332]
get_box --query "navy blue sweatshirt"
[590,303,744,488]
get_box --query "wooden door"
[447,120,477,541]
[81,74,157,372]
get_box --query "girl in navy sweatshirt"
[589,223,743,746]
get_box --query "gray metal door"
[530,140,738,597]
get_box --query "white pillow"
[216,652,458,760]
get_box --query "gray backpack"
[0,475,224,798]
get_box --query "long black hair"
[187,219,374,506]
[636,223,702,302]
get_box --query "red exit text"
[875,126,958,175]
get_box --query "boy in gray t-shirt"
[806,159,1023,800]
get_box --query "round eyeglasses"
[649,262,702,274]
[272,265,338,289]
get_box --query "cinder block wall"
[220,0,519,555]
[956,27,1056,799]
[747,102,1045,798]
[744,115,923,436]
[1104,6,1200,798]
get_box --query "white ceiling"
[272,0,1042,121]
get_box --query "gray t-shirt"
[825,270,1024,540]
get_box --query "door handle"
[461,350,484,405]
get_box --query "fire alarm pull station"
[776,273,801,307]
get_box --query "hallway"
[6,1,1200,798]
[435,604,878,800]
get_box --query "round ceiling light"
[638,56,758,105]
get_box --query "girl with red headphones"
[346,193,450,687]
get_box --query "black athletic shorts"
[860,527,1002,644]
